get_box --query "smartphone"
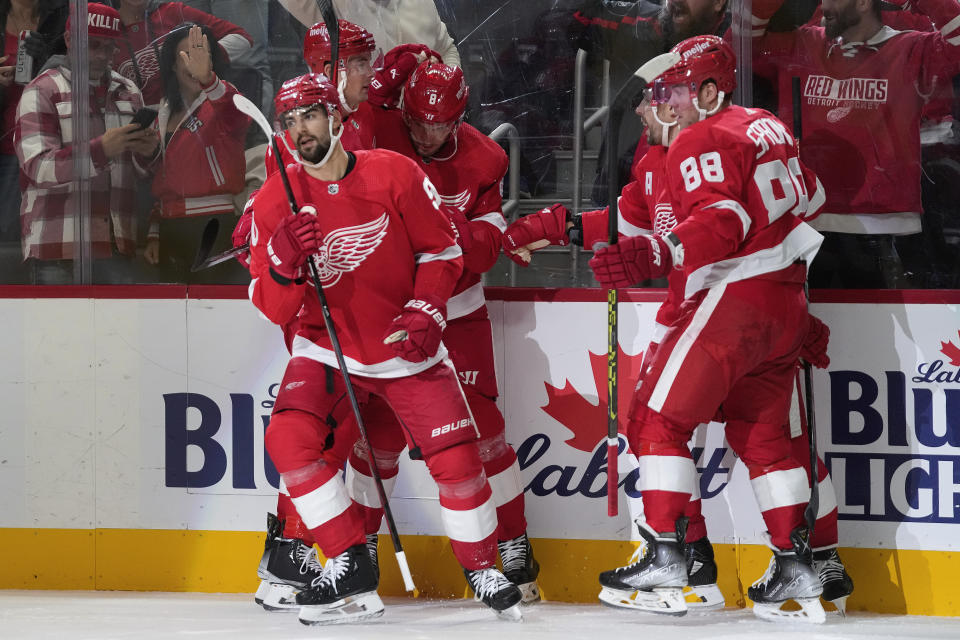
[130,107,158,130]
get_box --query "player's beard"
[298,136,331,164]
[823,5,860,39]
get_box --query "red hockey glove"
[446,207,473,252]
[589,234,672,288]
[267,206,321,282]
[382,295,447,362]
[502,204,570,266]
[369,44,443,109]
[232,209,253,267]
[800,314,830,369]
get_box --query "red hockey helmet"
[273,73,341,126]
[302,19,376,73]
[402,62,469,125]
[656,35,737,97]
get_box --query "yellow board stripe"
[1,528,957,616]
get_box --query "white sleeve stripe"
[203,76,226,101]
[473,211,507,232]
[618,208,652,237]
[752,28,767,37]
[752,15,770,26]
[941,14,960,38]
[807,177,826,219]
[703,199,751,240]
[416,244,463,263]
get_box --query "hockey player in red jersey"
[245,21,379,610]
[585,36,828,622]
[503,87,730,609]
[340,61,541,603]
[505,88,853,615]
[249,73,523,624]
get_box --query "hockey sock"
[426,443,498,570]
[477,431,526,541]
[345,441,400,534]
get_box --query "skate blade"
[495,603,524,622]
[298,592,385,626]
[517,581,542,604]
[254,579,270,606]
[827,595,848,617]
[598,586,688,616]
[753,597,826,624]
[684,584,725,610]
[261,583,300,612]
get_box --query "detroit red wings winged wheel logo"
[310,213,390,287]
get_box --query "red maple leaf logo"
[540,348,646,453]
[941,331,960,366]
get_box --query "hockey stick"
[191,243,248,272]
[316,0,339,86]
[190,217,220,272]
[792,76,819,538]
[602,52,680,517]
[233,92,417,592]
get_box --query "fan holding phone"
[142,23,251,283]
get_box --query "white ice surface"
[1,592,958,640]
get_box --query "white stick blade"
[395,550,416,592]
[232,93,273,139]
[635,52,682,84]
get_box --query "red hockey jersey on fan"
[373,110,508,320]
[249,149,462,377]
[112,2,252,108]
[753,0,960,234]
[665,105,825,298]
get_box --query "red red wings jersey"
[248,150,463,377]
[579,146,684,328]
[580,145,671,249]
[665,105,825,299]
[374,110,509,320]
[753,0,960,233]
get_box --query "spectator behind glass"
[164,0,272,113]
[752,0,960,289]
[108,0,252,109]
[278,0,460,66]
[0,1,68,247]
[143,22,249,283]
[14,2,159,284]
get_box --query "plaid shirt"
[15,63,145,260]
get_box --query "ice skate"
[464,567,524,621]
[297,543,384,626]
[748,528,825,624]
[366,533,379,581]
[498,533,541,603]
[254,513,282,605]
[260,537,324,612]
[814,547,854,615]
[684,536,724,610]
[597,521,688,616]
